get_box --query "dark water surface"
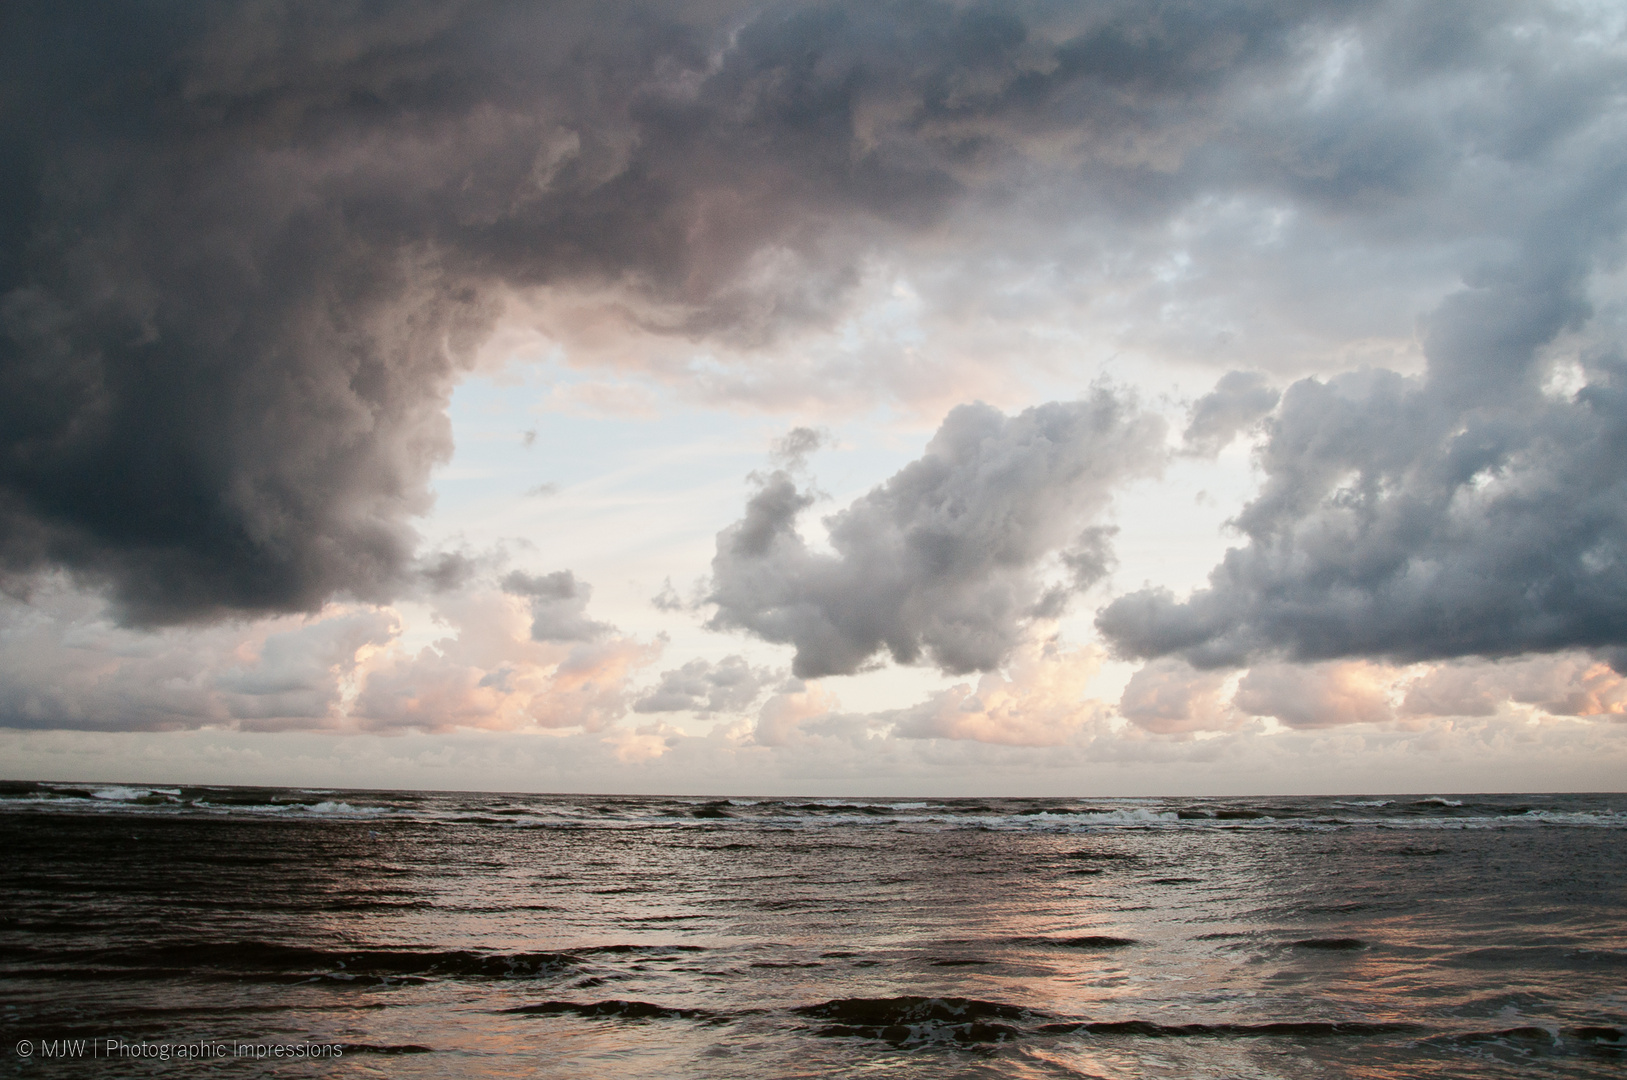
[1,784,1623,1078]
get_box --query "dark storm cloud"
[708,392,1164,677]
[4,0,1621,637]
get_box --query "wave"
[574,944,706,955]
[93,785,179,801]
[1440,945,1627,970]
[1177,808,1270,820]
[793,996,1037,1045]
[4,784,1621,833]
[303,801,391,816]
[1014,935,1138,949]
[4,941,584,983]
[1041,1020,1423,1038]
[788,998,1428,1047]
[0,783,405,816]
[1290,938,1368,951]
[504,999,718,1021]
[492,990,1619,1059]
[1423,1025,1625,1057]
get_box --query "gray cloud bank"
[709,392,1163,677]
[3,0,1623,651]
[1098,301,1627,669]
[1083,3,1627,671]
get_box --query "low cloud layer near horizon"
[1,0,1625,782]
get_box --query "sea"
[1,783,1622,1079]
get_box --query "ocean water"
[1,784,1623,1079]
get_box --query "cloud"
[708,391,1165,677]
[4,0,1624,825]
[1180,651,1627,731]
[601,719,688,764]
[892,637,1110,746]
[633,655,782,715]
[1088,0,1627,671]
[1232,660,1396,730]
[1115,651,1627,735]
[0,567,656,735]
[416,549,489,593]
[13,0,1620,628]
[8,700,1624,797]
[4,568,1623,792]
[753,681,848,747]
[349,631,655,734]
[351,579,655,733]
[500,569,612,642]
[0,0,1098,621]
[1098,343,1627,668]
[1117,658,1237,735]
[0,578,397,732]
[1401,654,1627,720]
[1181,371,1281,457]
[650,578,686,612]
[769,427,828,471]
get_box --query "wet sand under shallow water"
[1,785,1623,1078]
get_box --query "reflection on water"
[0,786,1623,1078]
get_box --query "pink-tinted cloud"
[1233,660,1396,729]
[753,682,844,747]
[0,582,399,732]
[350,588,659,733]
[891,638,1110,747]
[1118,657,1237,735]
[1402,654,1627,720]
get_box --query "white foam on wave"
[1512,809,1626,828]
[1379,809,1626,830]
[201,798,394,816]
[303,800,390,816]
[90,786,179,801]
[1008,807,1181,828]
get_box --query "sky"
[1,0,1625,795]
